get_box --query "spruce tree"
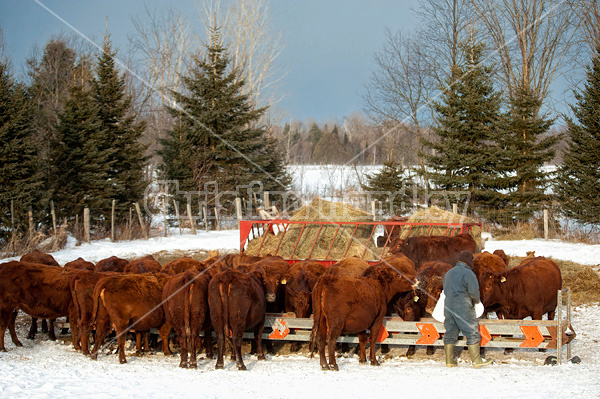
[362,160,416,215]
[52,79,112,220]
[502,85,557,221]
[556,46,600,226]
[160,25,291,211]
[0,61,43,241]
[423,42,507,219]
[92,36,148,217]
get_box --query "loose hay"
[245,198,381,260]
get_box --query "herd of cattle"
[0,233,562,371]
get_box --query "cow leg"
[203,328,214,359]
[27,317,37,340]
[90,309,111,360]
[9,310,22,347]
[317,316,329,370]
[215,330,225,369]
[61,317,70,335]
[254,320,265,361]
[0,308,15,351]
[47,319,56,341]
[68,308,81,351]
[357,332,368,364]
[189,332,198,369]
[135,332,143,355]
[426,345,435,356]
[369,321,383,366]
[178,328,189,368]
[159,324,172,356]
[405,345,416,357]
[143,332,150,353]
[41,318,48,333]
[327,326,343,371]
[116,326,128,364]
[233,332,246,370]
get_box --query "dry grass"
[508,256,600,306]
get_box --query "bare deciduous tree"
[362,29,434,188]
[567,0,600,55]
[470,0,577,107]
[130,5,193,165]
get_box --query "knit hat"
[458,250,474,268]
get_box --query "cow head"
[285,280,311,318]
[480,271,505,306]
[261,265,288,303]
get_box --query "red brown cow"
[0,262,78,351]
[124,255,162,274]
[160,257,203,275]
[251,256,289,310]
[492,249,509,267]
[19,250,60,339]
[311,257,416,370]
[163,270,212,368]
[376,216,409,247]
[69,270,118,355]
[284,260,325,319]
[20,249,60,266]
[323,257,371,277]
[393,260,451,356]
[94,256,129,273]
[64,258,95,271]
[473,251,509,317]
[208,269,266,370]
[90,273,172,363]
[390,233,477,269]
[480,256,562,321]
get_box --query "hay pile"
[245,198,380,260]
[554,259,600,305]
[402,206,482,250]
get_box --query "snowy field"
[0,231,599,398]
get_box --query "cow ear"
[500,276,507,283]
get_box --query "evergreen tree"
[160,25,291,210]
[92,36,148,217]
[556,46,600,226]
[52,79,112,220]
[0,61,43,241]
[502,85,557,221]
[423,42,507,219]
[312,126,350,164]
[362,160,416,215]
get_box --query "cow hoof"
[238,365,247,371]
[119,359,127,364]
[359,359,367,364]
[0,348,7,352]
[189,363,197,369]
[258,355,266,361]
[426,348,435,356]
[215,363,224,370]
[321,364,330,371]
[179,363,188,369]
[544,356,557,366]
[26,334,34,340]
[330,364,339,371]
[371,361,381,367]
[15,341,23,347]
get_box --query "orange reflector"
[416,323,440,345]
[376,326,389,343]
[520,326,544,348]
[479,325,491,346]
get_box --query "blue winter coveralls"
[442,261,481,345]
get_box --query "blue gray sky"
[1,0,420,122]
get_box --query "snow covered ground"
[0,231,599,398]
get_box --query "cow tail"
[219,280,230,341]
[309,279,323,356]
[91,280,105,327]
[184,282,193,350]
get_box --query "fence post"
[28,206,33,239]
[235,197,243,229]
[162,197,167,238]
[544,209,549,240]
[83,207,90,243]
[50,200,57,238]
[186,202,196,235]
[203,204,209,232]
[371,200,376,219]
[452,203,458,214]
[111,199,116,242]
[264,191,270,209]
[173,200,182,235]
[214,207,221,231]
[128,208,133,241]
[134,202,148,240]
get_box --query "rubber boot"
[444,344,457,367]
[468,344,492,368]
